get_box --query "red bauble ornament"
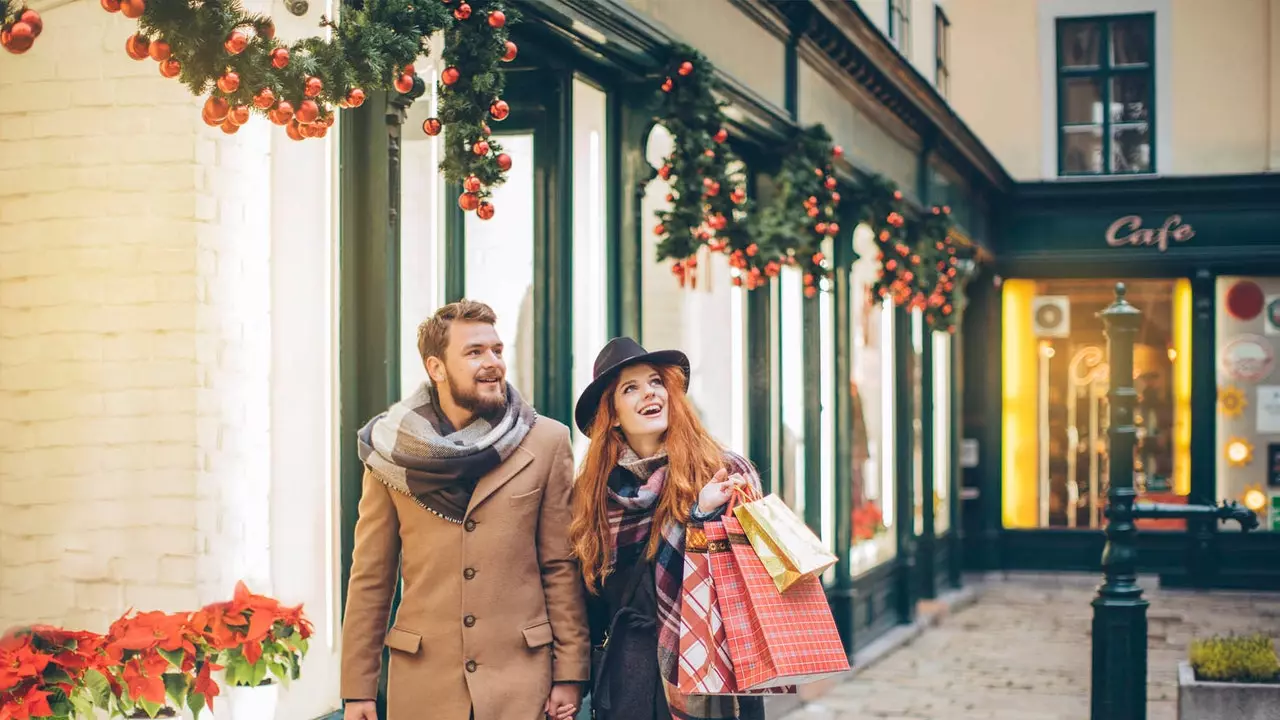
[147,39,170,62]
[159,59,182,79]
[224,30,249,55]
[220,118,240,135]
[453,3,472,20]
[496,153,512,171]
[254,88,276,109]
[464,175,482,193]
[422,118,443,136]
[731,188,746,204]
[653,224,665,236]
[678,61,694,76]
[824,176,837,190]
[502,41,518,62]
[458,193,480,211]
[827,222,840,236]
[442,67,461,86]
[259,21,276,40]
[286,121,306,142]
[833,145,844,158]
[20,10,42,37]
[815,222,828,235]
[228,105,251,126]
[661,78,673,93]
[488,10,506,27]
[489,100,510,121]
[1226,281,1265,321]
[394,74,415,94]
[270,48,290,69]
[3,23,33,53]
[295,100,319,124]
[831,191,841,204]
[203,96,230,123]
[305,76,323,98]
[217,72,240,94]
[893,190,903,201]
[346,88,366,108]
[477,202,496,220]
[125,34,149,60]
[275,101,295,122]
[120,0,145,19]
[472,140,490,156]
[403,63,416,76]
[101,0,121,12]
[713,129,728,143]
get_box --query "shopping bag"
[733,492,838,593]
[709,491,849,691]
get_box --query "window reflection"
[933,332,952,535]
[570,77,609,462]
[780,266,805,515]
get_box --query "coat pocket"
[509,486,543,507]
[383,626,422,654]
[521,620,553,649]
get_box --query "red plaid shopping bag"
[708,494,850,690]
[682,524,795,696]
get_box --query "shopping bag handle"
[724,478,761,515]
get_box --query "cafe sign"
[1105,214,1195,252]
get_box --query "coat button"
[463,567,476,580]
[464,614,476,627]
[465,660,477,673]
[464,519,477,532]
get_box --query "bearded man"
[341,300,589,720]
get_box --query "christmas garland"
[651,45,759,289]
[858,174,917,307]
[917,206,961,332]
[1,0,518,216]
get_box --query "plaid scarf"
[357,381,536,522]
[607,448,761,720]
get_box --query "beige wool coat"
[340,418,591,720]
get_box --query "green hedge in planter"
[1189,634,1280,684]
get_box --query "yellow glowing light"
[1242,485,1268,512]
[1173,279,1192,496]
[1002,279,1040,529]
[1226,438,1254,468]
[1218,385,1247,419]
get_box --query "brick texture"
[0,3,271,634]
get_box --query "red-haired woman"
[568,338,764,720]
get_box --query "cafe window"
[1001,278,1191,530]
[1215,277,1280,533]
[849,225,897,575]
[1056,14,1155,175]
[888,0,911,56]
[935,5,950,99]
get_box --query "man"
[341,300,588,720]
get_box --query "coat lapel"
[465,445,534,517]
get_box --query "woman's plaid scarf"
[606,448,760,720]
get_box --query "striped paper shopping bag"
[708,510,850,691]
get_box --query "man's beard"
[445,367,507,418]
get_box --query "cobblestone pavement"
[780,573,1280,720]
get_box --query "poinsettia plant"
[100,610,220,719]
[197,582,312,689]
[0,625,110,720]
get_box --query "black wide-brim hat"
[574,337,690,434]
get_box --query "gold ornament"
[1242,484,1267,513]
[1219,385,1247,418]
[1225,438,1254,468]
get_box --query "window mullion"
[1102,19,1113,173]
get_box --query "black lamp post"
[1090,283,1259,720]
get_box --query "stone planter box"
[1178,661,1280,720]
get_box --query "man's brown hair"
[416,300,498,362]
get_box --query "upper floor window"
[935,6,950,99]
[1056,14,1155,175]
[889,0,912,56]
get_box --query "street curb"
[763,583,981,719]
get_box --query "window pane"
[1001,279,1188,531]
[932,332,951,536]
[465,134,536,399]
[780,267,806,516]
[912,309,925,536]
[849,225,897,576]
[1215,277,1278,533]
[1059,21,1101,68]
[1112,124,1152,173]
[1112,17,1152,66]
[1062,126,1103,173]
[1062,77,1103,124]
[570,78,609,463]
[1111,75,1151,122]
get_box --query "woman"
[567,337,765,720]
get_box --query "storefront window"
[1215,277,1280,532]
[1001,278,1191,530]
[570,77,609,462]
[932,331,952,535]
[849,225,897,576]
[911,309,925,536]
[819,237,836,556]
[780,266,805,515]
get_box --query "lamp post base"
[1091,588,1151,720]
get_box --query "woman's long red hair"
[570,364,723,593]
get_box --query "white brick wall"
[0,3,340,717]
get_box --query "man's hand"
[544,682,583,720]
[343,700,378,720]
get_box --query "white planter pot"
[1178,661,1280,720]
[217,682,280,720]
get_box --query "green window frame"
[1056,13,1156,176]
[888,0,911,56]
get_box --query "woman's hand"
[697,468,748,514]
